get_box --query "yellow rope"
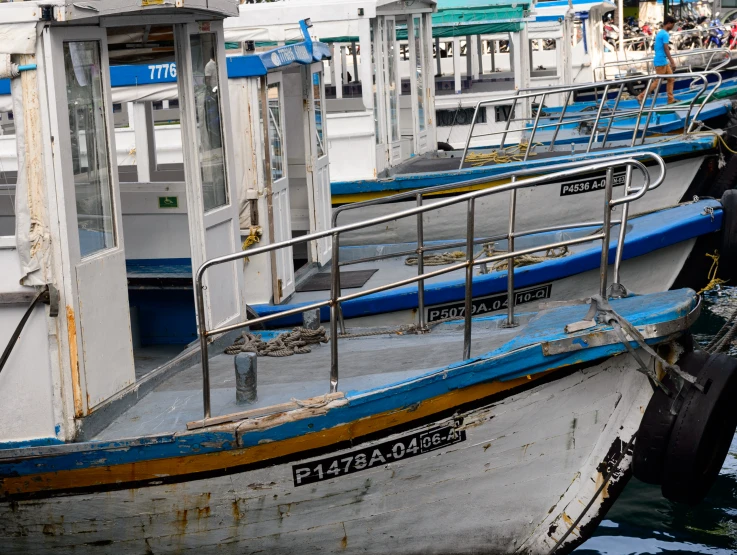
[241,227,261,263]
[698,250,729,294]
[464,142,542,167]
[704,132,737,155]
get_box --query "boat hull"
[0,354,654,554]
[335,156,707,246]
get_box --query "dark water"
[575,287,737,555]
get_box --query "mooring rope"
[225,327,328,357]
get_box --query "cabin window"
[312,73,325,158]
[63,41,116,257]
[189,33,228,212]
[413,16,426,132]
[267,82,285,181]
[385,18,400,143]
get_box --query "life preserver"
[634,350,737,505]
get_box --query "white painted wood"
[305,64,332,266]
[0,354,655,554]
[453,37,462,93]
[129,101,156,182]
[333,44,343,100]
[325,111,376,181]
[407,15,430,156]
[46,26,135,412]
[265,72,296,301]
[175,21,245,330]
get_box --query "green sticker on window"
[158,196,179,209]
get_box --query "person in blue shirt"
[637,16,677,104]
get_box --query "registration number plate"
[292,424,466,486]
[559,171,626,196]
[426,283,552,323]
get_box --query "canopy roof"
[227,41,331,78]
[397,0,531,39]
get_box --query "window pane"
[64,41,115,257]
[312,73,325,158]
[190,33,228,212]
[385,19,399,143]
[414,16,426,131]
[267,82,284,181]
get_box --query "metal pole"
[506,181,517,327]
[416,193,427,331]
[499,96,519,150]
[630,78,649,148]
[586,84,609,153]
[195,273,211,419]
[330,233,340,393]
[601,83,625,149]
[600,168,614,298]
[463,198,475,359]
[491,40,496,72]
[548,90,572,152]
[459,102,482,170]
[524,93,546,161]
[612,165,633,288]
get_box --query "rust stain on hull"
[66,306,83,417]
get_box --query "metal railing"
[459,71,720,171]
[193,153,666,419]
[595,48,731,81]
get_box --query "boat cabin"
[0,0,249,445]
[224,0,438,182]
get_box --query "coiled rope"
[463,142,541,167]
[225,327,328,357]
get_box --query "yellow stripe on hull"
[331,177,517,206]
[0,369,556,497]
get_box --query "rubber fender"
[661,352,737,505]
[719,189,737,278]
[632,350,709,485]
[712,155,737,199]
[437,142,454,152]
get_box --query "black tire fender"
[661,352,737,505]
[719,189,737,278]
[632,350,709,485]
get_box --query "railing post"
[612,164,633,291]
[548,90,571,152]
[195,271,211,419]
[638,78,660,146]
[630,79,649,148]
[460,103,482,170]
[499,95,519,150]
[416,193,427,331]
[600,167,614,298]
[463,198,475,360]
[330,232,340,393]
[506,181,517,327]
[601,83,625,149]
[524,93,546,161]
[586,84,609,153]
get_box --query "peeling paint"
[66,306,83,417]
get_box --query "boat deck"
[93,316,526,441]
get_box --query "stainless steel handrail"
[595,48,731,81]
[194,154,665,419]
[459,72,717,170]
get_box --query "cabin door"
[408,15,430,155]
[175,22,246,330]
[305,65,332,266]
[266,73,296,302]
[47,27,135,411]
[382,16,403,165]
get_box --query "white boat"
[2,5,737,555]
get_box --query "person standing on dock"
[637,16,677,104]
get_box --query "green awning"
[321,0,531,43]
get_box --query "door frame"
[408,14,430,155]
[265,71,296,302]
[303,63,332,266]
[175,20,246,329]
[382,15,402,165]
[45,25,134,415]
